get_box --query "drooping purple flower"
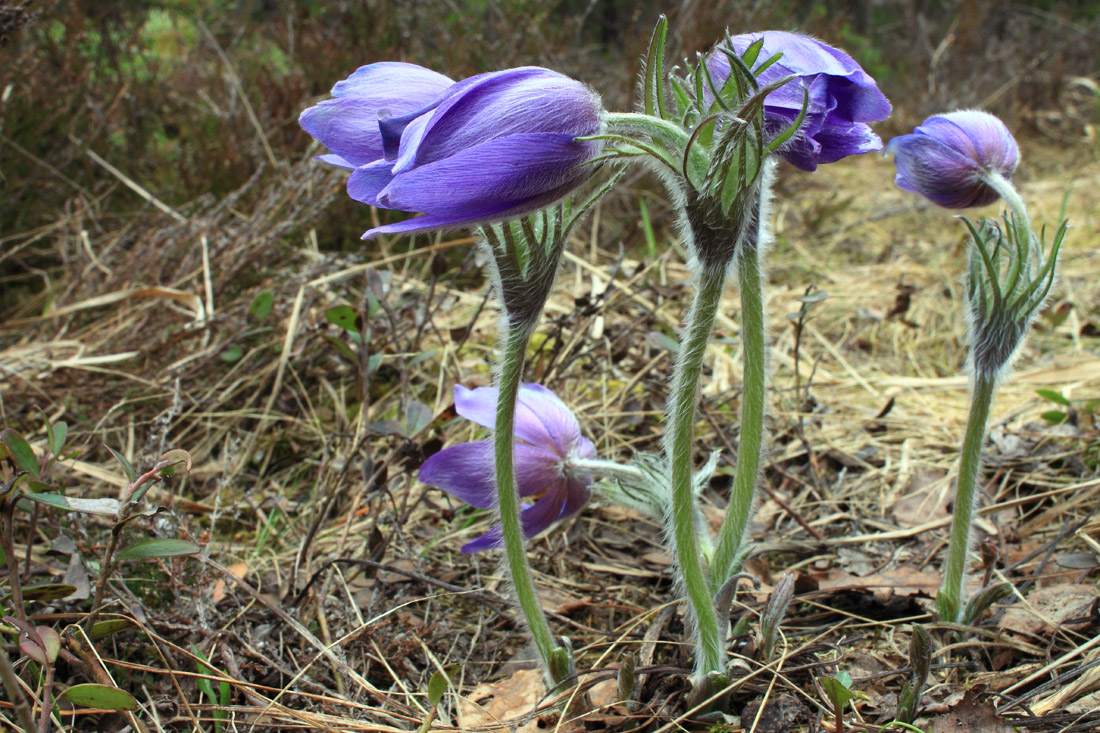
[300,64,605,239]
[420,383,595,553]
[704,31,892,171]
[885,110,1020,209]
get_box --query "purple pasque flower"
[300,64,604,239]
[704,31,891,171]
[420,383,595,553]
[885,110,1019,209]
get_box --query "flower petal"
[377,133,599,217]
[557,476,592,519]
[452,383,585,456]
[361,175,586,238]
[317,153,356,169]
[347,159,397,207]
[515,383,584,456]
[301,63,453,166]
[733,31,891,123]
[810,120,883,165]
[917,112,1019,173]
[299,98,390,167]
[394,67,602,172]
[887,134,988,208]
[460,480,571,553]
[331,61,453,102]
[419,440,563,508]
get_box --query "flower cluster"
[297,18,1064,698]
[301,64,604,238]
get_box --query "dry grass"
[3,1,1100,729]
[1,137,1099,731]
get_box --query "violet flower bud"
[300,64,605,238]
[704,31,891,171]
[420,383,595,553]
[885,110,1019,208]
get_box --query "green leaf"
[0,429,39,476]
[1041,410,1069,425]
[407,349,438,369]
[248,291,274,323]
[220,344,243,362]
[323,334,359,365]
[24,493,121,515]
[1036,388,1071,406]
[90,619,133,640]
[11,583,78,603]
[104,444,137,483]
[821,674,854,709]
[427,665,460,707]
[325,305,360,333]
[405,401,433,436]
[366,353,382,376]
[116,539,201,562]
[60,683,139,710]
[46,421,67,457]
[797,290,830,305]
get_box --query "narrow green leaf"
[821,674,854,709]
[46,421,67,457]
[1036,388,1071,406]
[61,683,139,710]
[323,334,359,365]
[0,429,39,476]
[12,583,78,603]
[104,444,137,483]
[1041,410,1069,425]
[407,350,438,369]
[116,539,201,562]
[366,353,383,376]
[24,493,120,515]
[248,291,274,323]
[405,401,434,436]
[90,619,133,640]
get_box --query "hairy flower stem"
[985,171,1032,242]
[494,321,563,681]
[665,264,727,684]
[937,372,995,622]
[711,242,767,589]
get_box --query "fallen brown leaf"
[925,689,1028,733]
[997,583,1097,638]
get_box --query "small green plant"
[0,425,199,731]
[193,644,232,733]
[820,671,869,733]
[1036,388,1100,426]
[417,664,460,733]
[896,625,932,724]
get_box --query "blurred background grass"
[2,0,1098,289]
